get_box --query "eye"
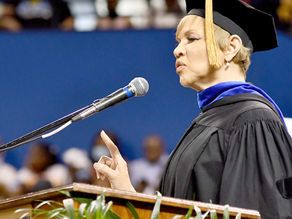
[187,37,200,42]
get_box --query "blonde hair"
[213,24,251,74]
[176,16,251,74]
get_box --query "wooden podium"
[0,183,260,218]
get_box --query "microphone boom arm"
[0,77,149,152]
[0,104,93,152]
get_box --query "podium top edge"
[0,183,260,218]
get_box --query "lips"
[175,60,186,72]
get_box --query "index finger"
[100,130,123,160]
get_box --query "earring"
[226,61,230,67]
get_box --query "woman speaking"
[94,0,292,218]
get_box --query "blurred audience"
[277,0,292,34]
[17,141,61,193]
[97,0,131,30]
[0,139,19,198]
[0,0,73,32]
[66,0,98,31]
[0,153,19,196]
[103,0,184,29]
[103,0,149,29]
[129,134,168,195]
[148,0,184,29]
[0,130,124,197]
[43,163,71,187]
[62,147,92,184]
[0,0,291,35]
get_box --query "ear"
[223,35,242,62]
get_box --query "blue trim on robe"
[197,81,286,127]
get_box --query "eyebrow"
[185,30,200,37]
[176,30,200,42]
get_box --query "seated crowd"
[0,0,290,35]
[0,131,169,199]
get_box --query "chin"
[179,77,200,91]
[179,76,192,88]
[180,82,190,88]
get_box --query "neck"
[194,63,246,92]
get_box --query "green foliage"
[15,193,120,219]
[210,209,218,219]
[150,192,162,219]
[172,204,241,219]
[235,213,242,219]
[223,205,230,219]
[185,205,193,219]
[125,202,139,219]
[15,191,240,219]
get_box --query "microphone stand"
[0,77,148,152]
[0,104,95,152]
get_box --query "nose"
[173,42,185,58]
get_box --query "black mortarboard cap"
[185,0,278,53]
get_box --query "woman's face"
[174,16,215,91]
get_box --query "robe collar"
[197,81,286,126]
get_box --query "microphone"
[71,77,149,122]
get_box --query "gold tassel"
[205,0,221,68]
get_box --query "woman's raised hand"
[93,130,135,192]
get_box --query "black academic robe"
[159,93,292,219]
